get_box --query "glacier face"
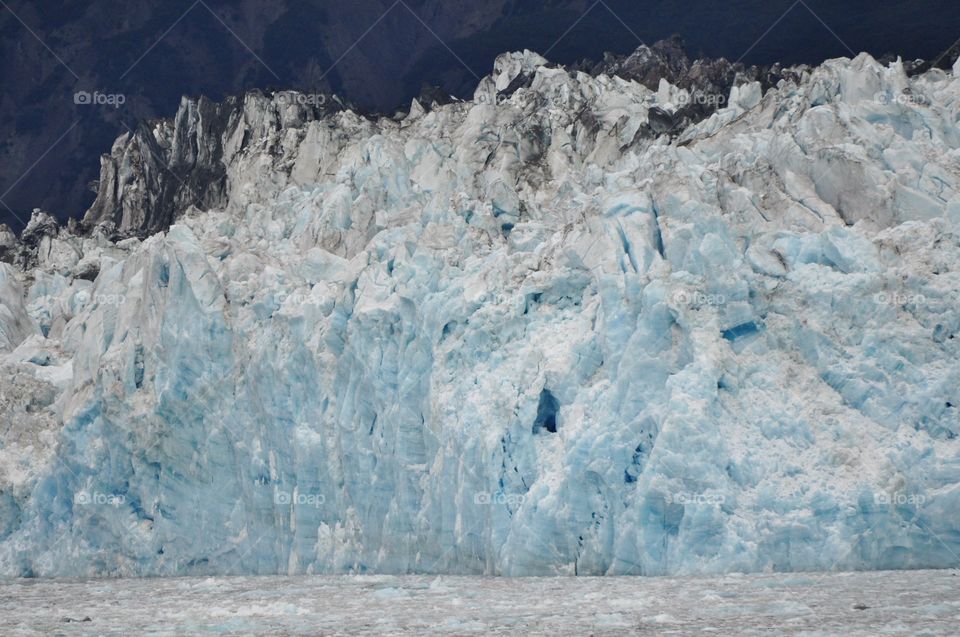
[1,50,959,577]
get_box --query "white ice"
[0,52,959,576]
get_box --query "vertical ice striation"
[0,49,959,577]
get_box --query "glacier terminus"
[0,45,959,578]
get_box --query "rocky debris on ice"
[77,38,805,241]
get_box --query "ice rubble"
[0,50,959,577]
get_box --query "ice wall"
[0,52,959,576]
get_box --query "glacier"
[0,48,959,577]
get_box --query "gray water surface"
[2,569,958,635]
